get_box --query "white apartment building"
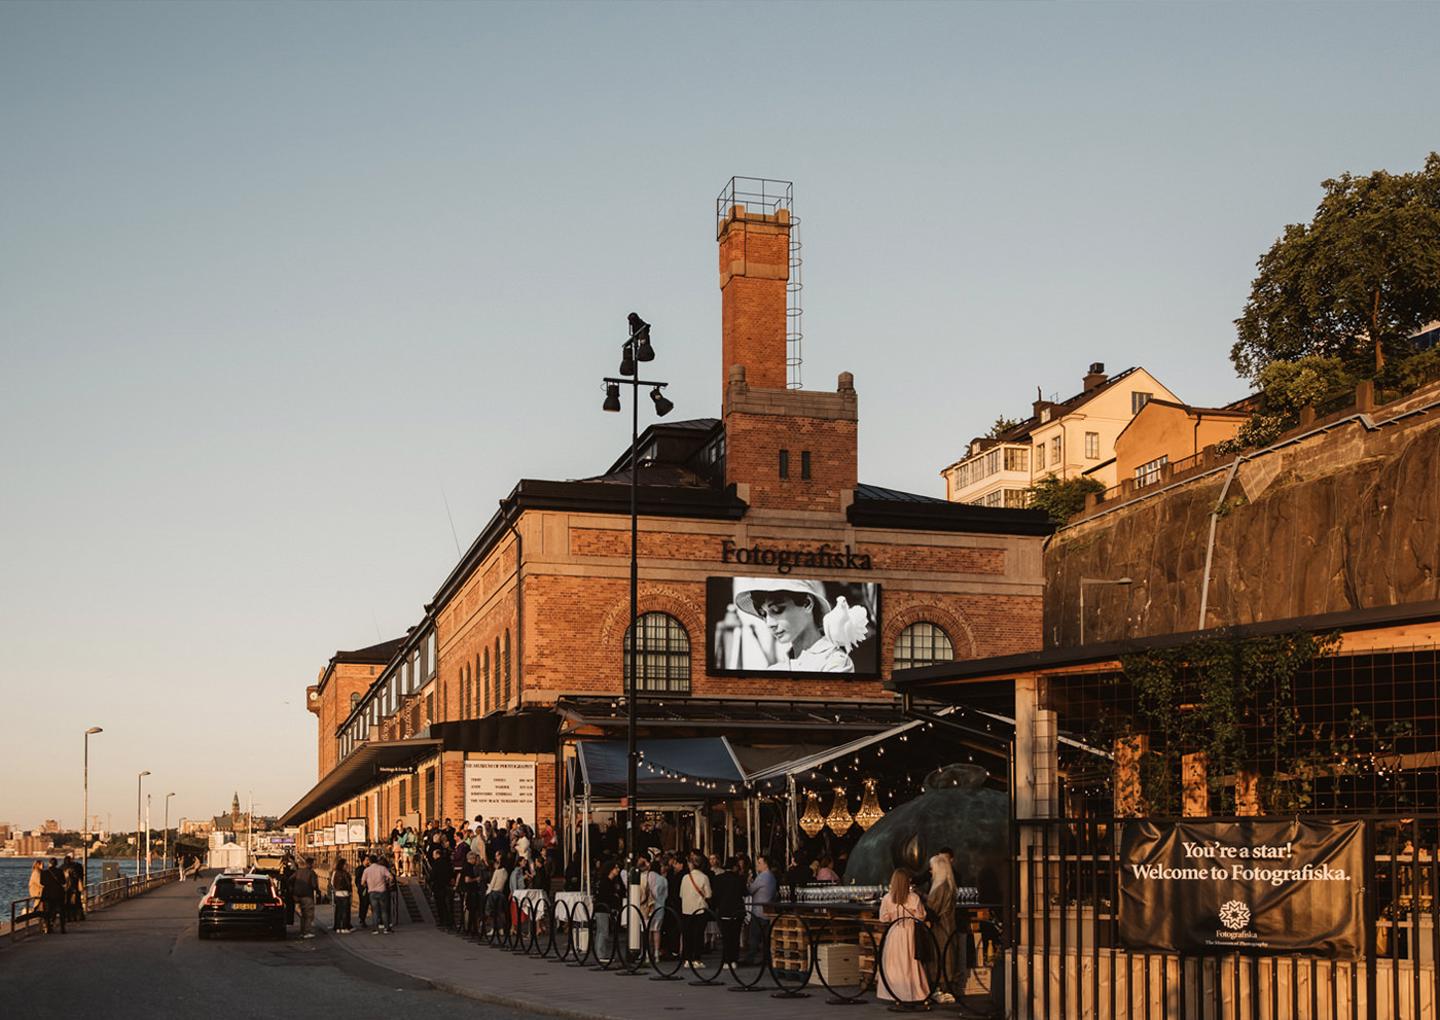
[942,363,1180,505]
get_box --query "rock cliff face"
[1045,389,1440,647]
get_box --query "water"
[0,857,165,911]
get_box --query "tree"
[987,415,1022,438]
[1232,152,1440,382]
[1027,474,1105,524]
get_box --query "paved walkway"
[320,880,945,1020]
[0,874,536,1020]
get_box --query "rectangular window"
[800,451,811,480]
[426,632,436,677]
[1135,455,1169,488]
[1035,443,1046,470]
[1004,488,1029,508]
[1004,447,1029,472]
[778,449,789,478]
[1085,432,1100,459]
[410,652,420,693]
[1051,435,1061,466]
[1132,391,1153,414]
[426,692,434,721]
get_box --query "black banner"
[1119,819,1364,959]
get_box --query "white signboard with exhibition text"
[464,760,536,829]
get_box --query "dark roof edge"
[315,636,408,696]
[427,478,748,618]
[889,598,1440,690]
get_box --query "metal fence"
[1010,816,1440,1019]
[417,881,1002,1013]
[9,867,180,942]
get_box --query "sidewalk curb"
[321,928,617,1020]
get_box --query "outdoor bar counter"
[764,886,998,990]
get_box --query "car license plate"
[231,903,257,910]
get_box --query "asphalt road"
[0,877,543,1019]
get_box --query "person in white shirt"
[641,855,668,957]
[485,852,510,931]
[679,853,712,967]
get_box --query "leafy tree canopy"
[1027,474,1105,524]
[1232,152,1440,382]
[987,415,1022,438]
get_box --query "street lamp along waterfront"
[83,727,102,906]
[601,312,671,952]
[164,792,176,877]
[136,770,150,878]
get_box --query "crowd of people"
[22,856,86,934]
[277,813,978,1007]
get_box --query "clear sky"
[2,1,1436,831]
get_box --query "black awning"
[279,737,440,827]
[426,711,558,753]
[557,696,912,737]
[575,737,744,799]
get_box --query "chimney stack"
[1083,361,1107,391]
[718,194,791,401]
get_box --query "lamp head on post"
[650,386,673,417]
[619,343,637,377]
[139,770,151,779]
[628,313,653,361]
[86,726,103,735]
[602,383,622,413]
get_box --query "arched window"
[503,630,512,705]
[624,613,691,694]
[493,638,501,710]
[349,692,361,712]
[473,654,481,717]
[893,622,955,671]
[461,664,470,717]
[482,649,491,715]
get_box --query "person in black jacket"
[711,857,746,967]
[592,860,623,961]
[330,858,354,933]
[428,846,454,927]
[662,854,685,959]
[40,860,67,934]
[280,858,297,925]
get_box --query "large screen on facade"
[706,576,881,678]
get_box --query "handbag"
[905,901,933,965]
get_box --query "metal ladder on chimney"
[787,215,804,390]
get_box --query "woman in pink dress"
[877,868,930,1006]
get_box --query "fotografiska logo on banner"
[1218,900,1251,931]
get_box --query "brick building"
[282,180,1052,857]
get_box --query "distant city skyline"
[3,1,1438,828]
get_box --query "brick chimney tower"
[717,178,857,514]
[718,200,791,393]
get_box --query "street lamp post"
[1078,576,1133,645]
[83,727,103,905]
[145,793,152,880]
[601,313,671,949]
[164,793,175,875]
[135,770,150,879]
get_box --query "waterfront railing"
[8,867,180,942]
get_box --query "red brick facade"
[292,185,1047,840]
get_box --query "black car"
[198,872,286,939]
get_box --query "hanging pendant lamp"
[799,790,825,838]
[825,786,853,835]
[854,778,885,831]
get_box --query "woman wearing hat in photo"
[731,579,868,673]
